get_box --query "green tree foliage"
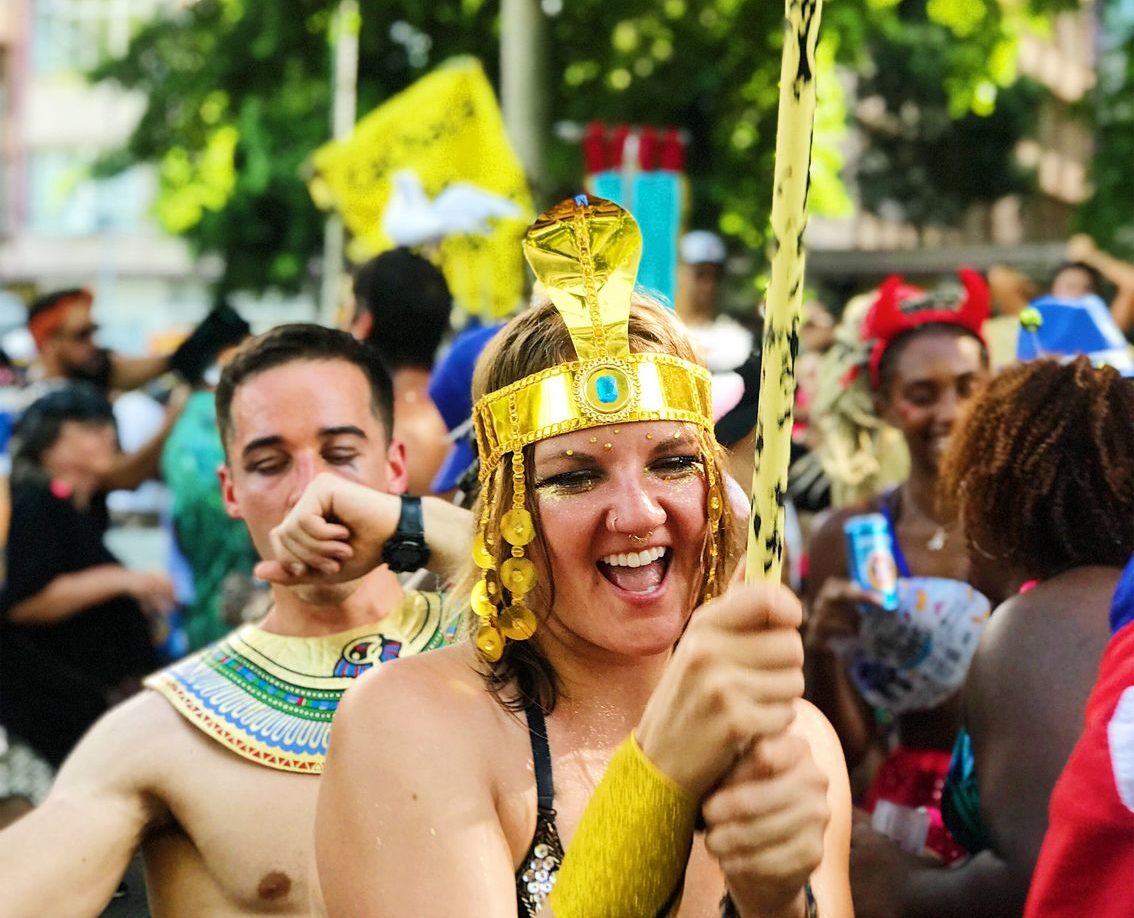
[90,0,1068,296]
[1074,6,1134,259]
[850,0,1053,234]
[91,0,497,295]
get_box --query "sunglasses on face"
[56,323,99,342]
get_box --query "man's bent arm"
[256,474,473,586]
[9,565,142,625]
[0,696,163,916]
[109,353,171,393]
[421,495,473,581]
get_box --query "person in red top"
[1025,550,1134,917]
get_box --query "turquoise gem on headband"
[595,374,619,404]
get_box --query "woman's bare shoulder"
[980,565,1120,662]
[334,641,511,758]
[791,699,845,766]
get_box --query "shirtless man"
[0,324,470,916]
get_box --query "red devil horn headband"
[862,268,989,390]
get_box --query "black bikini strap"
[523,697,556,813]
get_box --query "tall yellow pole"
[747,0,824,584]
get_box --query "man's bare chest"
[144,746,322,915]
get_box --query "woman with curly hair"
[850,356,1134,916]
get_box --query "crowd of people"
[0,193,1131,917]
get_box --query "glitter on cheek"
[603,442,613,450]
[535,486,578,503]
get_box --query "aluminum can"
[843,513,900,611]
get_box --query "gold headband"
[473,196,714,474]
[469,195,720,661]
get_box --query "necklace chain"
[900,486,950,552]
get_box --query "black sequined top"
[515,700,565,915]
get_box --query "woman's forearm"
[8,565,136,625]
[900,850,1023,918]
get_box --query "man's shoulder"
[142,615,454,774]
[342,642,487,734]
[54,691,194,792]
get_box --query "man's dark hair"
[215,324,394,453]
[10,382,115,482]
[1051,261,1104,296]
[353,248,452,372]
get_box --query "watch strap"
[395,495,425,540]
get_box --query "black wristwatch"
[381,496,431,573]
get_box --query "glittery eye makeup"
[533,467,599,496]
[650,454,704,481]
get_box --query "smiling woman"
[461,281,729,713]
[804,271,992,861]
[300,197,851,917]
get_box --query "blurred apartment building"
[808,3,1108,288]
[0,0,312,357]
[0,1,1119,334]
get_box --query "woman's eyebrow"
[536,448,599,468]
[649,434,700,456]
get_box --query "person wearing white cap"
[677,230,755,373]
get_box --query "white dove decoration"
[381,169,523,247]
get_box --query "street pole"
[500,0,547,202]
[319,0,359,327]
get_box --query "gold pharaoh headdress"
[468,195,723,661]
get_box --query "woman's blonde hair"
[457,293,738,712]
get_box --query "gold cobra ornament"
[747,0,824,584]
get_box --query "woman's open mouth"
[597,547,672,595]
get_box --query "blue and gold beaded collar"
[145,591,446,773]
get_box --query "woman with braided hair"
[804,272,991,861]
[850,356,1134,916]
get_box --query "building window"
[27,149,151,234]
[31,0,169,76]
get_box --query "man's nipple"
[257,871,292,901]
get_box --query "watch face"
[385,538,429,572]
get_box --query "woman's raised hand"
[804,576,883,652]
[703,729,830,917]
[635,575,806,801]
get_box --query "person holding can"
[804,272,991,862]
[850,356,1134,916]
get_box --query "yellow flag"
[310,57,533,321]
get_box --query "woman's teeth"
[600,546,666,568]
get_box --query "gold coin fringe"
[473,397,540,662]
[697,428,727,606]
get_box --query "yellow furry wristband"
[548,732,698,917]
